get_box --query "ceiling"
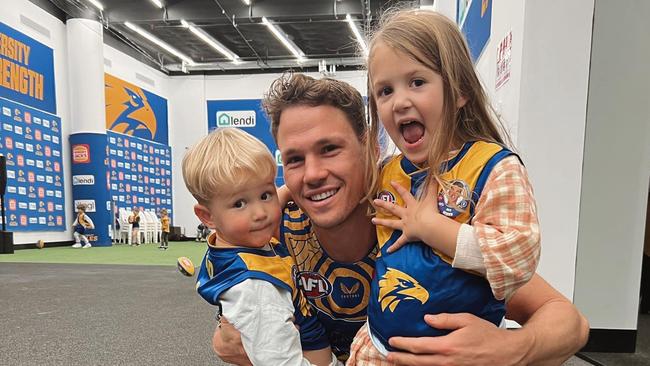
[45,0,432,75]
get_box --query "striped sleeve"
[471,155,541,301]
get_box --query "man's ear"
[194,204,215,229]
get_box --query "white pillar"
[66,18,106,132]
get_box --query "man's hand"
[212,317,252,366]
[386,313,532,366]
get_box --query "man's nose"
[303,156,327,185]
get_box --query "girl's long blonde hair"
[366,9,512,196]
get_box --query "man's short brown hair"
[263,72,367,142]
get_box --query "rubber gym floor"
[0,242,231,366]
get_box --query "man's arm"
[386,274,589,366]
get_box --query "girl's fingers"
[371,217,402,230]
[387,235,408,253]
[373,199,404,216]
[390,181,415,204]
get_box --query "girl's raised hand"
[372,180,440,253]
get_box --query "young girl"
[347,9,541,364]
[128,208,141,246]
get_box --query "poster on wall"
[206,99,283,186]
[457,0,492,62]
[0,97,65,231]
[0,22,57,114]
[105,73,168,145]
[496,31,512,90]
[106,130,173,219]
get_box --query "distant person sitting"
[72,204,94,249]
[128,208,141,246]
[159,208,170,250]
[196,223,210,242]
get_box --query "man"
[213,73,589,365]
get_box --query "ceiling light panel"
[125,22,195,66]
[262,17,305,62]
[86,0,104,11]
[149,0,164,9]
[181,20,241,64]
[346,14,368,57]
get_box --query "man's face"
[276,104,366,230]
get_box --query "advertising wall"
[1,97,65,231]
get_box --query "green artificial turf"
[0,241,208,267]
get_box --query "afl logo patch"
[377,190,396,204]
[296,271,332,299]
[438,179,471,218]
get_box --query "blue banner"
[105,73,168,145]
[69,133,110,245]
[458,0,492,62]
[0,97,65,231]
[207,99,283,186]
[107,130,173,220]
[0,23,56,114]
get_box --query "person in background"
[159,208,170,250]
[128,208,141,246]
[183,127,338,366]
[72,203,94,249]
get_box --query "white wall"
[574,0,650,330]
[2,0,72,244]
[516,0,593,298]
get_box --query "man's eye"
[322,145,338,154]
[233,200,246,208]
[285,156,303,165]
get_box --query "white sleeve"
[452,223,487,275]
[220,279,315,366]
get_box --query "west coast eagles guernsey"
[368,141,515,353]
[280,203,377,360]
[195,237,329,352]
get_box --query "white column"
[66,18,106,133]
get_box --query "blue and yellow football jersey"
[279,203,377,359]
[196,236,328,351]
[368,141,515,353]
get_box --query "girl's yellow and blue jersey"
[196,238,328,350]
[280,203,377,360]
[368,141,515,352]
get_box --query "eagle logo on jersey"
[341,282,360,295]
[378,268,429,312]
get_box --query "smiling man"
[212,73,589,365]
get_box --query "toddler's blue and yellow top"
[196,235,329,351]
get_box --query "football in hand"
[177,257,195,277]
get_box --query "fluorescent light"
[149,0,164,8]
[125,22,195,66]
[346,14,368,57]
[262,17,305,62]
[87,0,104,11]
[181,20,241,64]
[242,0,251,5]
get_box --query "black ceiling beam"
[104,0,367,24]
